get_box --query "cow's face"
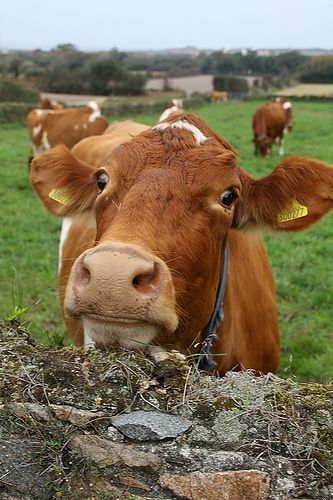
[31,112,333,355]
[65,117,240,350]
[255,136,273,157]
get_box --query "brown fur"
[30,112,333,375]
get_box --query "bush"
[0,102,36,123]
[213,75,249,95]
[299,56,333,83]
[0,79,38,103]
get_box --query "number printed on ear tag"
[277,200,308,223]
[48,187,70,205]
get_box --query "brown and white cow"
[30,112,333,375]
[38,97,64,110]
[252,99,293,157]
[27,101,108,158]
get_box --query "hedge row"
[101,94,208,117]
[0,102,35,124]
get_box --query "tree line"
[0,44,332,96]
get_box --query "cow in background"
[30,111,333,375]
[38,97,64,110]
[252,99,293,156]
[27,101,108,159]
[208,91,229,102]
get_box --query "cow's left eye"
[96,172,109,192]
[220,189,236,207]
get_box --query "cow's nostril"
[76,262,91,286]
[132,262,161,294]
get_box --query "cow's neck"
[198,242,229,371]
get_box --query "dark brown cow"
[252,100,293,157]
[30,112,333,375]
[27,101,108,158]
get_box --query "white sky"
[1,0,332,52]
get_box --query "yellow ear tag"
[277,199,308,223]
[48,187,70,205]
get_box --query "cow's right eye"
[96,172,109,192]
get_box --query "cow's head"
[254,134,273,157]
[30,112,333,353]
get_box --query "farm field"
[0,100,332,382]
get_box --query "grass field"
[0,100,332,382]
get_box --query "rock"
[49,404,106,427]
[7,402,50,422]
[68,433,161,471]
[212,408,248,444]
[159,470,271,500]
[111,410,192,441]
[107,425,124,441]
[118,475,151,491]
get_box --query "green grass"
[1,101,332,382]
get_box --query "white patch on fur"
[32,124,42,137]
[42,131,51,150]
[82,317,158,349]
[74,124,79,130]
[279,139,285,156]
[87,101,101,122]
[83,123,88,129]
[154,119,208,145]
[58,217,73,273]
[83,329,96,349]
[159,106,180,122]
[36,109,53,116]
[282,101,292,110]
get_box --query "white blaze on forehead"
[87,101,101,122]
[153,119,208,145]
[282,101,292,110]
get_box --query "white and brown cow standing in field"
[27,101,108,159]
[252,99,293,156]
[30,112,333,375]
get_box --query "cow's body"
[71,120,150,166]
[208,91,228,102]
[252,101,293,156]
[27,102,108,158]
[30,112,333,375]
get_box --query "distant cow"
[38,97,64,110]
[252,100,293,156]
[208,91,229,102]
[27,102,108,158]
[30,112,333,375]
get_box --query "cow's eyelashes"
[220,189,237,207]
[96,172,109,192]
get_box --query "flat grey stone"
[111,410,192,441]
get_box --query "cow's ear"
[234,156,333,231]
[30,145,100,216]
